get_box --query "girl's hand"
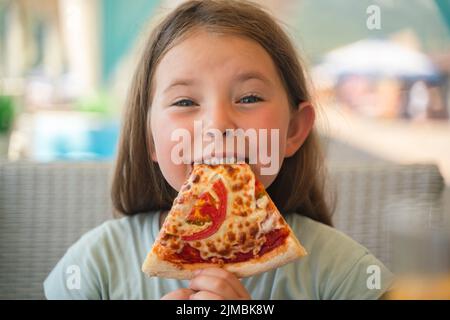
[188,268,251,300]
[161,288,196,300]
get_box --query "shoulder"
[63,213,155,260]
[43,212,158,299]
[76,213,156,248]
[285,213,394,299]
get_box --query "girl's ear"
[284,101,315,157]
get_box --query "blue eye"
[239,94,263,104]
[172,99,196,107]
[172,99,195,107]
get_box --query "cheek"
[150,111,193,191]
[248,105,289,133]
[245,107,289,188]
[253,106,290,152]
[151,113,173,161]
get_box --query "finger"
[161,288,196,300]
[190,274,241,300]
[194,268,250,299]
[189,291,224,300]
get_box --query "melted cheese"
[159,164,286,261]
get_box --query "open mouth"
[188,156,250,175]
[192,156,249,165]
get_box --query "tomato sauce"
[182,179,227,241]
[172,228,290,264]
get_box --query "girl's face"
[150,30,313,191]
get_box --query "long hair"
[111,0,334,226]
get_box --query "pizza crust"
[228,234,306,278]
[142,233,307,280]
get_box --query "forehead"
[153,29,281,87]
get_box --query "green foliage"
[75,91,115,117]
[0,96,14,134]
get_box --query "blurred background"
[0,0,450,299]
[1,0,449,168]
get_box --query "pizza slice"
[142,163,307,279]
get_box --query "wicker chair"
[0,160,446,299]
[0,161,112,299]
[329,163,446,271]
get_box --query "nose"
[203,100,237,138]
[193,99,243,161]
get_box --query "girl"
[44,0,393,299]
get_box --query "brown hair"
[111,0,333,226]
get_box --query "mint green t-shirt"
[43,211,394,299]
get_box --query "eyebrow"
[163,78,198,94]
[234,71,273,87]
[162,71,272,94]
